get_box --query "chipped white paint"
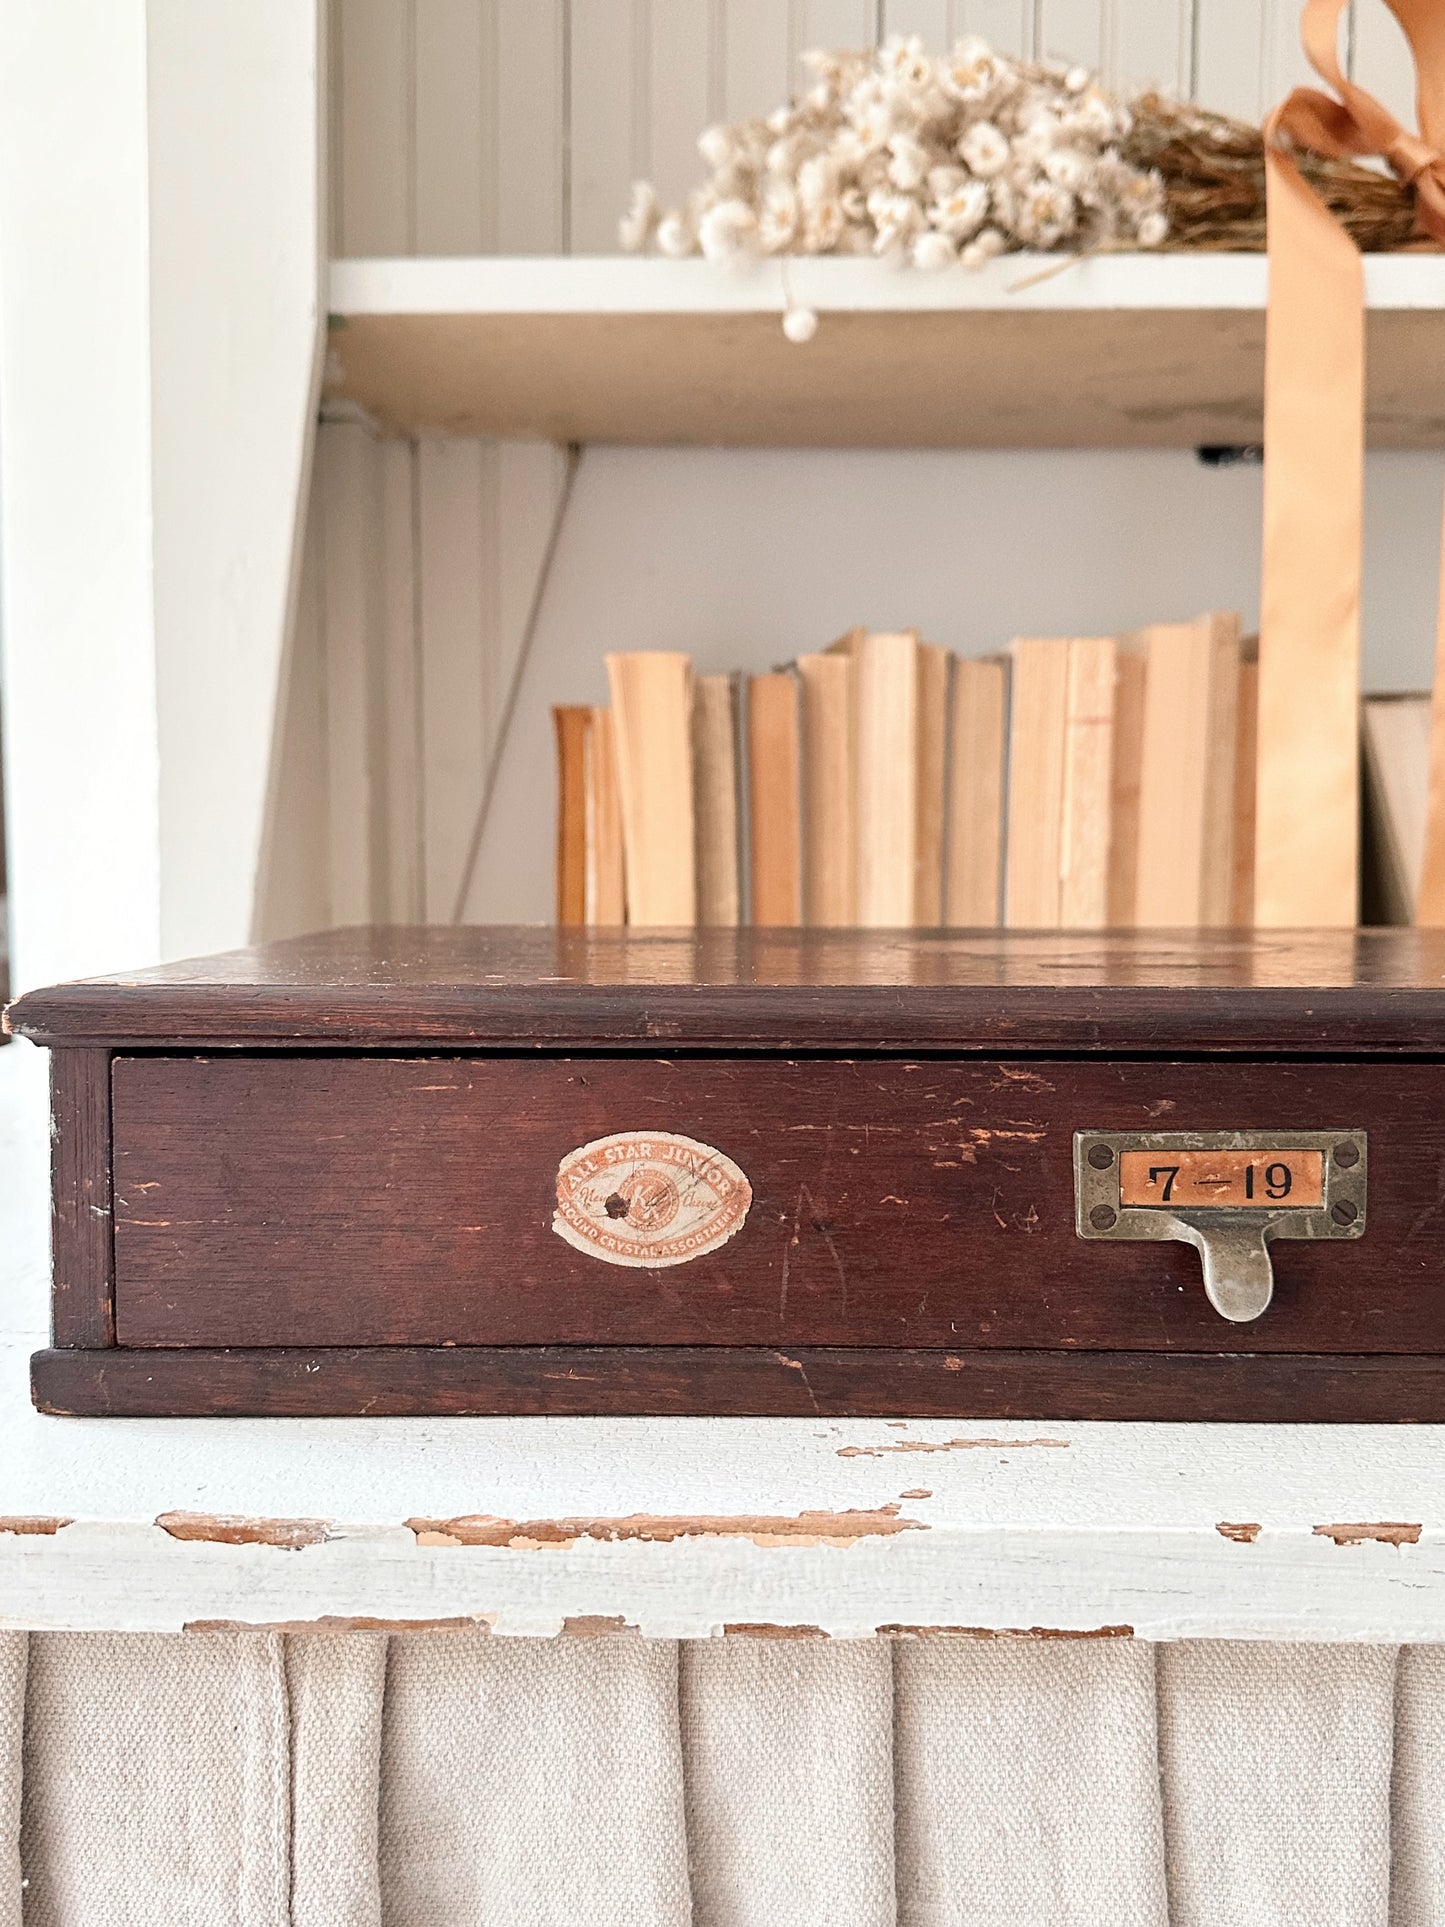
[10,1517,1445,1643]
[8,1043,1445,1639]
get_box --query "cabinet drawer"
[112,1051,1434,1353]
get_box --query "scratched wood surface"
[47,1049,113,1348]
[103,1049,1443,1354]
[31,1345,1445,1422]
[20,927,1445,1414]
[14,925,1445,1050]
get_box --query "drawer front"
[111,1052,1438,1351]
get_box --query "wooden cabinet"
[15,924,1445,1420]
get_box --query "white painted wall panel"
[1103,0,1192,95]
[1351,0,1417,126]
[496,1,568,251]
[148,0,324,960]
[494,445,575,755]
[1194,0,1270,120]
[2,0,321,984]
[260,423,435,940]
[417,439,494,920]
[792,0,878,69]
[1037,0,1105,71]
[0,0,161,990]
[570,0,646,253]
[316,422,386,924]
[882,1,954,48]
[1261,0,1329,114]
[414,0,489,254]
[257,459,332,942]
[336,0,412,254]
[333,0,569,256]
[720,0,792,121]
[955,0,1031,60]
[649,0,718,210]
[380,440,425,925]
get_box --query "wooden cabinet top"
[9,925,1445,1052]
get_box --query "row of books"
[553,616,1258,929]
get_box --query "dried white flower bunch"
[619,36,1169,269]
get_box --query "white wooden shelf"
[325,253,1445,449]
[6,1039,1445,1639]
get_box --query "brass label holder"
[1073,1130,1367,1324]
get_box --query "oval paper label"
[552,1131,752,1269]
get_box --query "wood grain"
[943,656,1006,929]
[16,926,1445,1053]
[108,1050,1443,1354]
[1059,636,1116,930]
[49,1048,114,1347]
[1199,612,1242,926]
[321,307,1445,450]
[693,674,741,927]
[798,652,856,927]
[1005,639,1070,927]
[855,633,918,928]
[608,651,697,926]
[747,671,802,926]
[914,642,950,925]
[553,706,589,924]
[33,1345,1445,1421]
[28,925,1445,1419]
[1107,645,1146,926]
[1135,617,1213,926]
[587,707,627,925]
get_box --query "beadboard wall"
[262,0,1431,934]
[327,0,1418,253]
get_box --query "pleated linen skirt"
[3,1631,1442,1926]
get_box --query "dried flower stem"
[619,43,1429,275]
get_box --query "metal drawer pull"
[1074,1130,1368,1324]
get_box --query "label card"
[1119,1148,1324,1210]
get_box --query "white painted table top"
[4,1037,1445,1638]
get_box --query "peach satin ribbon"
[1257,0,1445,925]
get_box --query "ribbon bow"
[1273,0,1445,235]
[1257,0,1445,924]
